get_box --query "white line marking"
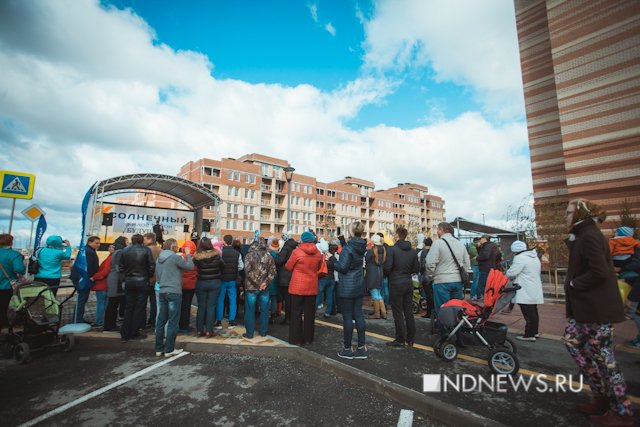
[18,351,190,427]
[397,409,414,427]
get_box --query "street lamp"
[284,166,295,233]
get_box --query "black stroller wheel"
[440,342,458,361]
[14,342,30,364]
[488,348,519,375]
[411,301,419,314]
[433,337,444,358]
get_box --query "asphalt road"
[0,341,439,427]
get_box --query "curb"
[78,336,503,427]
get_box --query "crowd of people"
[0,197,637,425]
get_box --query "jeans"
[340,296,366,348]
[95,290,107,326]
[381,278,389,306]
[317,279,335,315]
[477,271,489,299]
[270,295,278,314]
[433,282,463,314]
[370,289,382,300]
[244,290,270,337]
[217,281,237,321]
[155,293,182,353]
[121,280,149,340]
[179,289,195,331]
[390,287,415,343]
[74,288,91,323]
[519,304,539,337]
[470,265,479,297]
[289,294,316,345]
[196,279,221,333]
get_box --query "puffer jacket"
[107,237,128,297]
[609,236,640,257]
[193,250,224,281]
[334,238,367,298]
[384,240,420,294]
[0,247,25,290]
[276,239,298,287]
[92,254,112,292]
[35,236,71,279]
[181,241,198,290]
[286,242,322,296]
[506,250,544,305]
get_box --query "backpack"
[28,249,42,275]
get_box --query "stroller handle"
[504,284,522,293]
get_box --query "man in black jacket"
[119,234,155,342]
[215,235,243,330]
[475,234,498,300]
[275,231,298,325]
[71,236,101,324]
[384,227,420,347]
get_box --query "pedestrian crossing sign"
[0,170,36,199]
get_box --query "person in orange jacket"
[179,240,198,333]
[92,244,114,327]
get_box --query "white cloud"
[308,3,318,23]
[325,22,336,36]
[0,0,532,245]
[361,0,525,119]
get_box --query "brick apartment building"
[515,0,640,229]
[167,153,446,243]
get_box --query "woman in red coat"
[179,240,198,333]
[92,244,113,327]
[286,231,322,346]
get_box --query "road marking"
[18,351,190,427]
[397,409,414,426]
[314,319,640,405]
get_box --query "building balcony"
[261,184,272,192]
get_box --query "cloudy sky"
[0,0,531,246]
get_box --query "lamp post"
[284,166,295,233]
[515,205,523,241]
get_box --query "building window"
[251,190,255,199]
[228,187,233,196]
[251,175,256,184]
[245,174,250,183]
[233,220,238,230]
[227,170,233,180]
[234,204,239,213]
[234,187,240,196]
[245,188,249,198]
[234,172,240,181]
[226,220,230,229]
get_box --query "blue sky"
[104,0,484,129]
[0,0,531,245]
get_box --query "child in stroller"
[434,269,521,375]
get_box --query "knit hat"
[371,234,382,246]
[616,226,634,237]
[511,240,527,253]
[270,239,280,249]
[282,230,292,241]
[316,239,329,253]
[301,231,315,243]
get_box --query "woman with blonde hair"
[563,199,633,426]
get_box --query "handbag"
[442,238,471,289]
[0,261,26,289]
[28,248,42,275]
[318,257,328,277]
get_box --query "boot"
[368,300,381,319]
[379,300,387,319]
[577,395,611,416]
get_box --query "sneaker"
[624,338,640,349]
[353,346,368,359]
[317,304,324,310]
[155,352,163,357]
[516,336,536,342]
[337,347,354,359]
[214,321,223,330]
[242,333,253,339]
[228,321,237,330]
[164,349,184,357]
[534,333,541,338]
[323,314,331,319]
[386,340,405,347]
[470,296,477,302]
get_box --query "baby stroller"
[412,275,429,314]
[433,269,521,375]
[4,281,77,363]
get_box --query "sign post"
[1,170,36,233]
[21,204,45,255]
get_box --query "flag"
[33,214,47,253]
[74,183,96,292]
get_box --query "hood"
[46,235,64,248]
[182,240,196,255]
[395,240,413,251]
[517,250,538,259]
[113,236,128,250]
[158,249,175,263]
[348,238,367,256]
[249,238,267,254]
[194,249,218,260]
[299,242,319,255]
